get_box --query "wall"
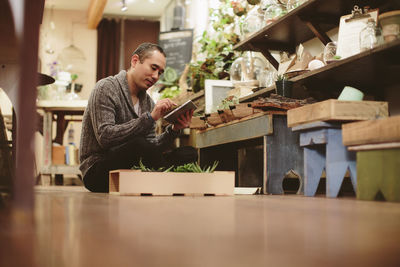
[39,8,97,100]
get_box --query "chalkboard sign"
[159,29,193,74]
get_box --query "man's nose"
[151,71,159,80]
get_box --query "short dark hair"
[132,43,166,62]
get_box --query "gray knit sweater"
[79,70,180,177]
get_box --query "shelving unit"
[240,39,400,102]
[37,100,87,185]
[235,0,400,101]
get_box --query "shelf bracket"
[247,43,279,70]
[304,20,332,46]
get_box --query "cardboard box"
[109,170,235,196]
[52,146,65,165]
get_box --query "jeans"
[83,137,198,193]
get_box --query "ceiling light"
[121,0,128,11]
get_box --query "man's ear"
[131,54,140,68]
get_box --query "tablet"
[163,100,197,123]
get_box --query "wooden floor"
[1,186,400,267]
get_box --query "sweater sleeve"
[89,80,154,149]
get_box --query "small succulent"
[276,74,288,81]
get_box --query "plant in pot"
[275,74,293,97]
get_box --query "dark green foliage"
[132,159,219,173]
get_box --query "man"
[80,43,196,193]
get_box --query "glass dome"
[230,52,267,83]
[230,57,243,82]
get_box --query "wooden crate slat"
[342,115,400,146]
[287,99,388,127]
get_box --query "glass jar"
[264,2,286,25]
[230,52,267,82]
[323,41,337,64]
[359,19,384,52]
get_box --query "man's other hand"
[151,98,176,121]
[172,109,194,131]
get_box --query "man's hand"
[151,98,177,121]
[172,109,194,131]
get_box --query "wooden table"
[193,112,304,194]
[37,100,87,185]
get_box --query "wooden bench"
[343,116,400,202]
[288,99,389,198]
[292,121,357,197]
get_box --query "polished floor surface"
[1,186,400,267]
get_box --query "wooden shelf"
[234,0,398,69]
[240,86,276,102]
[238,40,400,101]
[234,0,400,98]
[291,39,400,95]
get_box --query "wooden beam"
[87,0,107,29]
[304,20,332,46]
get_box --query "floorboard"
[1,186,400,267]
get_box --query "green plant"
[173,161,219,173]
[132,159,219,173]
[188,1,242,93]
[276,74,288,81]
[157,67,181,99]
[71,73,78,81]
[218,95,239,110]
[160,86,181,99]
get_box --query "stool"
[348,143,400,202]
[292,121,357,197]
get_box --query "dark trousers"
[83,137,198,193]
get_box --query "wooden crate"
[109,170,235,196]
[190,116,206,129]
[287,99,388,127]
[342,115,400,146]
[230,103,257,119]
[206,113,224,126]
[217,109,235,123]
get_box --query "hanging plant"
[231,1,248,16]
[247,0,261,5]
[188,0,243,93]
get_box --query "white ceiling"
[44,0,172,18]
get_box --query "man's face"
[131,50,166,91]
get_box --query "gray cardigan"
[79,70,180,177]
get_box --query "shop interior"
[1,0,400,266]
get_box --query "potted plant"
[275,74,293,97]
